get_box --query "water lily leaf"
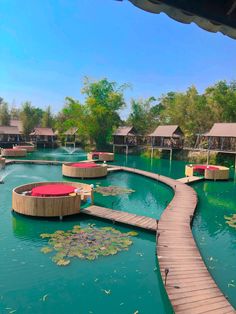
[56,259,70,266]
[127,231,138,236]
[94,185,135,196]
[225,214,236,229]
[40,226,137,266]
[41,247,53,254]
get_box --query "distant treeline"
[1,78,236,148]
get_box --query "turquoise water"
[2,148,236,310]
[0,163,173,314]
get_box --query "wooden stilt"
[207,150,210,165]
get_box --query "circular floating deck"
[87,152,114,161]
[185,164,229,180]
[1,148,27,157]
[12,181,93,217]
[13,145,35,152]
[62,162,107,178]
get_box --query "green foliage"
[81,77,128,148]
[0,99,10,125]
[41,106,54,128]
[159,81,236,145]
[126,97,158,135]
[20,102,44,135]
[40,225,138,266]
[94,185,135,196]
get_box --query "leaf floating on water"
[41,247,53,254]
[102,289,111,295]
[94,185,135,196]
[134,311,139,314]
[42,294,48,302]
[56,259,70,266]
[40,226,137,266]
[224,214,236,229]
[127,231,138,236]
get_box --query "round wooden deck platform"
[62,162,107,178]
[12,181,93,217]
[1,148,27,157]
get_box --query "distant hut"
[0,126,21,146]
[113,126,138,154]
[148,125,184,149]
[64,127,78,147]
[205,123,236,152]
[30,127,55,147]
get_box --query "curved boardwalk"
[5,160,235,312]
[111,166,235,314]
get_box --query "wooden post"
[170,149,173,161]
[151,147,154,159]
[113,144,115,153]
[126,145,128,155]
[207,150,210,165]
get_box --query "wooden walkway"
[108,165,235,314]
[4,161,235,312]
[81,205,157,232]
[177,176,204,184]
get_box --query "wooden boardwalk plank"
[81,205,157,232]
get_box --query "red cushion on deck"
[70,163,99,168]
[193,165,219,171]
[31,184,76,196]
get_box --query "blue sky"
[1,0,236,118]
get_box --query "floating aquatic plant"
[94,185,135,196]
[225,214,236,229]
[40,226,138,266]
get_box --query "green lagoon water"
[0,162,173,314]
[2,148,236,311]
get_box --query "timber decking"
[4,161,235,312]
[82,205,157,231]
[107,165,235,314]
[177,176,204,184]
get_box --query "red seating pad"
[193,165,219,171]
[31,184,76,197]
[70,163,99,168]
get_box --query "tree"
[10,106,21,120]
[205,80,236,122]
[81,77,128,148]
[41,106,54,128]
[0,99,10,126]
[126,97,157,135]
[20,102,43,135]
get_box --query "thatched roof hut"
[148,125,184,148]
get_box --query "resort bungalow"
[148,125,184,149]
[63,127,79,146]
[30,127,56,147]
[205,123,236,152]
[0,126,21,146]
[113,126,139,154]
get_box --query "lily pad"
[225,214,236,229]
[40,226,138,266]
[94,185,135,196]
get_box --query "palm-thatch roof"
[149,125,183,138]
[127,0,236,39]
[30,128,55,136]
[64,127,78,136]
[205,123,236,138]
[113,126,136,136]
[0,126,20,135]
